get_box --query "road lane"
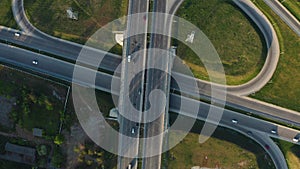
[117,0,149,168]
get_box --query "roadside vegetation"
[0,64,67,137]
[0,65,69,168]
[72,138,117,169]
[166,114,275,169]
[24,0,128,44]
[272,138,300,169]
[0,64,118,168]
[250,0,300,112]
[280,0,300,21]
[175,0,266,85]
[0,0,18,28]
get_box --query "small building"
[109,108,119,118]
[33,128,43,137]
[1,142,36,164]
[113,31,124,46]
[66,7,78,20]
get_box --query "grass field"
[250,0,300,112]
[167,115,275,169]
[175,0,266,85]
[280,0,300,21]
[24,0,128,44]
[0,65,67,136]
[0,0,18,28]
[272,138,300,169]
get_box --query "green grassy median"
[175,0,266,85]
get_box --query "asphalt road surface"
[141,0,175,168]
[117,0,149,168]
[263,0,300,36]
[0,43,294,168]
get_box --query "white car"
[32,60,38,65]
[131,127,135,134]
[231,119,238,124]
[271,129,277,134]
[14,32,20,37]
[127,55,131,63]
[292,137,299,143]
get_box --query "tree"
[54,134,64,145]
[36,145,47,156]
[96,157,103,165]
[86,160,93,166]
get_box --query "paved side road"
[264,0,300,37]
